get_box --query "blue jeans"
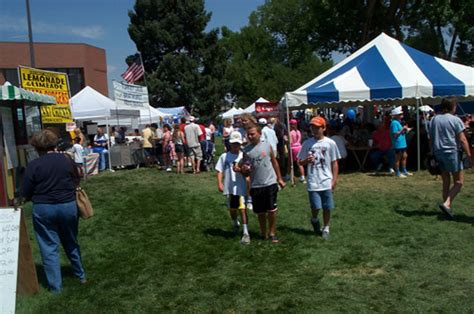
[93,147,108,171]
[370,149,395,171]
[32,201,85,292]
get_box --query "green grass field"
[17,163,474,312]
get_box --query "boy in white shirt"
[215,132,250,245]
[71,137,84,175]
[298,117,341,240]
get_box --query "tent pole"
[105,117,114,172]
[416,88,421,172]
[285,93,294,186]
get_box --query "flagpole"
[137,51,153,125]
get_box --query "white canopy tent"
[221,107,245,119]
[94,105,171,127]
[70,86,140,121]
[70,86,141,172]
[243,97,270,114]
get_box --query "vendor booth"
[284,32,474,178]
[0,82,56,206]
[70,86,143,171]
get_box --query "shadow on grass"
[203,228,238,239]
[279,225,315,237]
[394,208,474,225]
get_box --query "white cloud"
[0,15,105,40]
[107,64,118,74]
[70,26,105,40]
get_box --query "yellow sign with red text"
[18,66,73,123]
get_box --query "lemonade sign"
[18,66,73,123]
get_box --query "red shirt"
[198,124,206,142]
[179,123,187,145]
[372,129,392,151]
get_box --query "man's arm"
[458,131,473,164]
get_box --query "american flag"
[121,55,145,84]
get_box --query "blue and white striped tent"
[285,33,474,108]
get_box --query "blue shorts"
[434,151,463,173]
[308,190,334,211]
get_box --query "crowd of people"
[19,97,472,292]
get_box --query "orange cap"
[310,117,326,127]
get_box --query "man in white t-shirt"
[298,117,341,240]
[259,118,279,156]
[215,131,250,245]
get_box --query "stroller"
[200,140,215,172]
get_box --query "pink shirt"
[290,129,302,148]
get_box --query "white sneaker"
[322,227,330,240]
[166,167,172,172]
[246,202,253,211]
[240,233,251,245]
[403,171,413,176]
[389,168,395,175]
[397,173,407,178]
[299,176,306,183]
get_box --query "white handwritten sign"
[113,80,149,108]
[0,208,21,314]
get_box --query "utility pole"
[26,0,36,67]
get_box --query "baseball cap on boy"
[258,118,267,125]
[310,117,326,127]
[229,131,243,144]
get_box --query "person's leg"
[195,146,203,173]
[308,191,322,234]
[401,151,411,175]
[239,196,250,244]
[370,151,382,171]
[57,201,86,282]
[321,190,335,240]
[257,213,267,239]
[239,196,248,230]
[99,151,106,171]
[32,203,62,292]
[441,171,451,202]
[386,150,395,172]
[394,151,404,177]
[444,171,464,209]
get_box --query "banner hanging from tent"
[18,66,73,123]
[113,80,149,108]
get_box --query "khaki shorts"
[189,145,203,160]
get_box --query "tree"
[127,0,230,115]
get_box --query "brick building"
[0,42,108,96]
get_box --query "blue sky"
[0,0,266,95]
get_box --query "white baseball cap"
[229,131,243,144]
[258,118,267,125]
[391,106,403,116]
